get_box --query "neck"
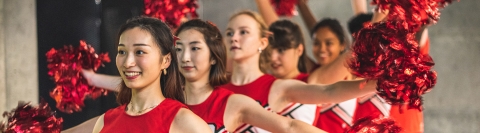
[184,78,214,105]
[278,69,301,79]
[231,55,264,85]
[129,79,165,113]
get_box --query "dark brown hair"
[268,20,309,73]
[175,19,229,87]
[116,16,185,104]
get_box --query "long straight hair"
[116,16,185,104]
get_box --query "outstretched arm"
[225,94,326,133]
[255,0,279,26]
[273,78,377,105]
[82,69,122,92]
[297,0,317,30]
[351,0,368,15]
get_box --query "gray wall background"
[196,0,480,132]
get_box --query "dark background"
[37,0,144,129]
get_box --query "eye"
[192,47,200,51]
[118,50,126,55]
[278,49,285,53]
[136,50,145,55]
[225,31,233,37]
[240,30,249,35]
[176,48,182,52]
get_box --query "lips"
[230,46,241,51]
[182,66,194,70]
[124,71,141,80]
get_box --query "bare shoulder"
[170,108,212,133]
[92,114,105,133]
[270,79,305,93]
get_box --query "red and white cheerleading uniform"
[101,98,186,133]
[187,88,234,133]
[352,93,391,122]
[222,74,317,133]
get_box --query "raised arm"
[225,94,326,133]
[308,51,352,84]
[297,0,317,30]
[170,108,212,133]
[255,0,280,26]
[82,69,122,92]
[351,0,368,15]
[273,78,377,105]
[371,9,389,23]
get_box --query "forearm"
[351,0,368,15]
[371,9,388,23]
[255,0,279,26]
[288,119,327,133]
[326,79,377,103]
[297,0,317,30]
[91,74,122,92]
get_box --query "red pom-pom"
[1,101,63,133]
[270,0,298,17]
[144,0,199,29]
[349,21,437,110]
[371,0,456,30]
[46,40,110,113]
[346,116,401,133]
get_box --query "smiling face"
[176,29,214,82]
[312,27,345,66]
[270,46,303,78]
[116,27,169,90]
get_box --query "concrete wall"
[197,0,480,132]
[0,0,38,113]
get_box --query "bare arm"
[62,116,100,133]
[255,0,279,26]
[82,69,121,92]
[225,94,326,133]
[92,114,105,133]
[170,108,212,133]
[308,51,352,84]
[274,79,377,104]
[297,0,317,30]
[351,0,368,15]
[371,9,389,23]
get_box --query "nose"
[230,32,240,44]
[180,49,191,63]
[123,53,135,68]
[270,50,280,61]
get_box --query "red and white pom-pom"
[144,0,199,29]
[46,40,110,113]
[1,101,63,133]
[346,116,401,133]
[270,0,297,17]
[349,21,437,110]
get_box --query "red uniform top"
[295,73,309,82]
[352,93,390,122]
[221,75,275,132]
[187,88,234,133]
[101,98,186,133]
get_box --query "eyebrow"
[118,44,151,47]
[225,26,250,31]
[176,41,201,45]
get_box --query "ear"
[162,53,172,69]
[340,42,346,52]
[296,44,305,57]
[260,37,269,50]
[210,59,216,65]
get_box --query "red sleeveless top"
[221,75,276,132]
[187,88,234,133]
[295,73,310,82]
[352,93,390,121]
[101,98,186,133]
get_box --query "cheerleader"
[91,17,211,133]
[174,19,324,133]
[221,10,377,132]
